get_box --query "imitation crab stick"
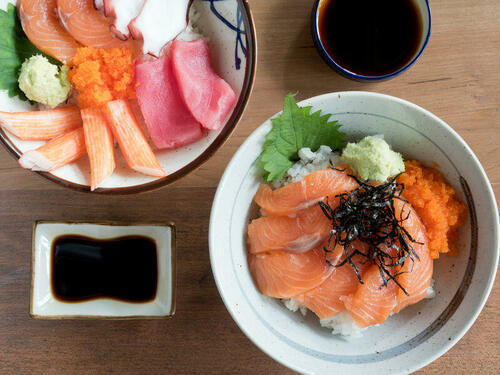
[103,99,166,177]
[0,106,83,141]
[81,108,116,190]
[19,128,87,171]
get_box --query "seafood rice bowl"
[246,94,467,338]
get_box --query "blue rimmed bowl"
[209,92,499,374]
[311,0,432,81]
[0,0,256,194]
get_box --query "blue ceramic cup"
[311,0,432,81]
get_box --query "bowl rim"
[0,0,257,195]
[209,91,499,374]
[310,0,432,81]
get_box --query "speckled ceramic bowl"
[0,0,256,194]
[209,92,499,374]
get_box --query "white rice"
[272,146,342,188]
[277,146,435,337]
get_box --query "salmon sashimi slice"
[103,99,166,177]
[19,128,86,171]
[19,0,82,64]
[81,108,115,190]
[254,169,358,216]
[57,0,134,48]
[0,106,82,141]
[247,204,332,254]
[341,264,398,328]
[248,247,334,298]
[295,252,371,319]
[393,199,433,313]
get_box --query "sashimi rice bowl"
[0,0,255,192]
[247,94,468,337]
[209,92,498,374]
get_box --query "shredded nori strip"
[319,173,423,295]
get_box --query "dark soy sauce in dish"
[318,0,423,76]
[51,235,158,303]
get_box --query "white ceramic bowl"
[0,0,256,194]
[209,92,499,374]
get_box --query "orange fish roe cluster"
[69,47,136,108]
[397,160,468,259]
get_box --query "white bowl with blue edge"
[0,0,256,194]
[209,91,499,374]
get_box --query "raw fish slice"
[254,168,358,216]
[247,204,331,254]
[134,54,203,149]
[171,39,236,130]
[341,264,398,328]
[103,99,166,177]
[0,106,82,140]
[19,128,86,171]
[129,0,190,56]
[393,199,433,313]
[81,108,115,190]
[104,0,144,40]
[57,0,134,48]
[248,247,333,298]
[295,250,371,319]
[19,0,81,64]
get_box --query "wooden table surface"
[1,0,499,374]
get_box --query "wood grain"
[0,0,499,374]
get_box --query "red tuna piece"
[171,39,237,130]
[135,54,204,149]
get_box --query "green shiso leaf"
[258,93,346,182]
[0,4,61,101]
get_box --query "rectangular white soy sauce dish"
[31,222,176,319]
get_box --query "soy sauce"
[51,235,158,303]
[318,0,423,76]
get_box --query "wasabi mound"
[342,136,405,182]
[18,55,71,107]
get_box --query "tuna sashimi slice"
[171,39,237,130]
[104,0,145,40]
[248,247,333,299]
[103,99,166,177]
[254,169,358,216]
[247,204,332,254]
[0,106,82,141]
[129,0,190,56]
[57,0,135,49]
[81,108,116,190]
[19,0,82,64]
[19,128,86,171]
[135,54,203,149]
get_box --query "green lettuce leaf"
[0,3,60,101]
[258,94,345,182]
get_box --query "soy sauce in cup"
[315,0,427,78]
